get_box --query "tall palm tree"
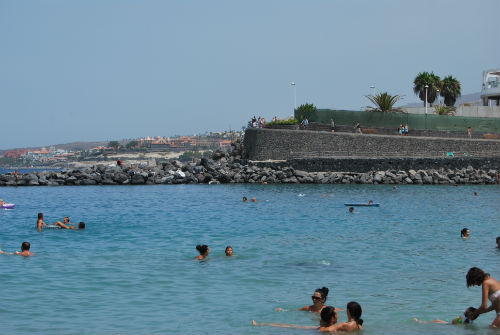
[413,72,442,106]
[365,92,403,112]
[440,75,461,106]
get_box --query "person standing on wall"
[330,119,335,133]
[467,126,472,139]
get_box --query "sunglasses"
[311,296,322,301]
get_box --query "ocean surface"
[0,184,499,335]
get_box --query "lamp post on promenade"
[436,89,440,105]
[370,85,375,96]
[425,84,429,131]
[290,82,296,112]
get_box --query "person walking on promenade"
[467,127,472,139]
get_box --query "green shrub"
[265,118,298,126]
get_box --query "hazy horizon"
[1,0,499,150]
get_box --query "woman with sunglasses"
[297,287,329,312]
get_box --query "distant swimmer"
[242,197,248,202]
[196,244,209,260]
[225,246,234,256]
[496,236,500,249]
[251,197,257,202]
[349,207,354,213]
[53,216,76,229]
[474,192,478,196]
[368,200,373,205]
[466,267,500,327]
[15,242,35,257]
[393,186,397,190]
[297,287,330,313]
[252,305,337,330]
[461,228,470,239]
[414,306,478,325]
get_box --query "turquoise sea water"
[0,184,499,335]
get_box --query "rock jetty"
[0,141,498,186]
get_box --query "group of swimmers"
[242,196,257,202]
[1,213,86,258]
[195,244,234,260]
[36,213,85,232]
[253,287,363,332]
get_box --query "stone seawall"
[244,128,500,161]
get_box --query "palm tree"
[413,72,442,106]
[440,75,461,106]
[365,92,403,112]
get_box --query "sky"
[1,0,499,149]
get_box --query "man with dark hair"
[16,242,35,257]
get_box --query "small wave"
[298,193,306,197]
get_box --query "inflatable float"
[1,203,15,209]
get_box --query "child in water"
[414,307,478,325]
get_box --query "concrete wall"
[243,128,500,161]
[403,106,500,118]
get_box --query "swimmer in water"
[461,228,470,239]
[496,236,500,249]
[251,197,257,202]
[349,207,354,213]
[196,244,209,260]
[225,246,234,256]
[15,241,35,257]
[368,200,373,205]
[414,307,478,325]
[393,186,397,190]
[466,267,500,327]
[242,196,248,202]
[322,301,364,332]
[253,305,337,330]
[36,213,47,232]
[53,216,76,229]
[296,287,330,313]
[474,192,478,196]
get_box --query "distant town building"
[481,69,500,106]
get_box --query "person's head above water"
[63,216,70,223]
[349,207,354,213]
[21,241,30,251]
[242,197,248,202]
[346,301,363,325]
[466,267,489,287]
[38,213,43,219]
[251,197,257,202]
[368,200,373,205]
[196,244,209,256]
[78,222,85,229]
[320,306,337,326]
[312,287,329,304]
[461,228,470,238]
[496,236,500,248]
[463,307,478,323]
[225,246,233,256]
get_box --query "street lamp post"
[370,85,375,96]
[425,84,429,131]
[436,89,440,105]
[290,82,296,112]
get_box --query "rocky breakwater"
[0,162,498,187]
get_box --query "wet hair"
[38,213,43,219]
[320,306,337,325]
[242,197,247,201]
[466,267,489,287]
[346,301,363,326]
[78,222,85,229]
[496,236,500,243]
[464,307,478,323]
[196,244,209,255]
[461,228,469,237]
[225,246,232,253]
[21,241,30,251]
[315,287,329,301]
[349,207,354,213]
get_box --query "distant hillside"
[401,92,482,108]
[0,140,110,155]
